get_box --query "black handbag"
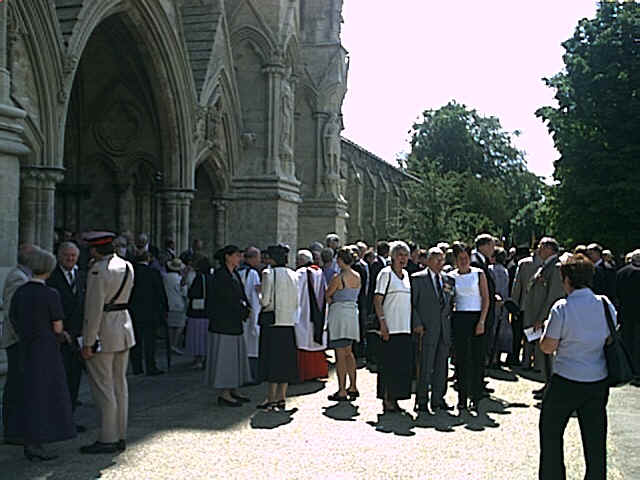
[602,299,633,387]
[258,269,277,327]
[366,273,391,330]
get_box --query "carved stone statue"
[279,76,294,176]
[323,113,341,175]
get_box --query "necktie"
[435,274,445,308]
[68,270,77,294]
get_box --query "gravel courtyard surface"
[0,354,637,480]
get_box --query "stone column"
[213,199,227,251]
[116,182,135,235]
[161,189,193,255]
[262,57,287,176]
[313,112,328,196]
[19,166,64,251]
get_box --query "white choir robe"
[240,268,261,358]
[294,266,327,351]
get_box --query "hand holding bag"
[602,299,634,387]
[258,269,277,327]
[191,274,206,310]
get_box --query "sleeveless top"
[332,275,359,303]
[450,267,483,312]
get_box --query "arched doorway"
[190,164,218,261]
[55,14,171,243]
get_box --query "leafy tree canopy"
[398,101,544,247]
[536,1,640,254]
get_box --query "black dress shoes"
[76,424,87,433]
[80,441,119,454]
[414,402,429,412]
[24,445,58,461]
[218,396,242,407]
[146,368,164,376]
[431,401,454,412]
[230,392,250,403]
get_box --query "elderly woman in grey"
[373,241,413,413]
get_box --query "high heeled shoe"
[24,446,58,461]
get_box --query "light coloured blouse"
[260,267,299,327]
[450,267,483,312]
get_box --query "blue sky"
[340,0,598,180]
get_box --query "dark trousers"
[508,311,524,363]
[621,319,640,376]
[539,374,609,480]
[365,331,380,365]
[2,343,23,440]
[60,341,83,409]
[130,322,157,373]
[354,304,368,358]
[452,311,484,405]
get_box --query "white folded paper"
[524,327,542,343]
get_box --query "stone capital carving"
[240,132,256,149]
[20,165,65,187]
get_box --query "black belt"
[103,303,129,312]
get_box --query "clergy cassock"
[239,266,261,379]
[294,265,328,382]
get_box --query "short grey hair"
[320,247,334,264]
[539,237,560,254]
[325,233,340,246]
[390,241,410,258]
[17,244,36,267]
[30,247,57,275]
[427,246,444,259]
[297,249,313,265]
[631,249,640,264]
[58,241,80,256]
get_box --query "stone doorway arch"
[55,11,193,251]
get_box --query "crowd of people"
[1,229,638,478]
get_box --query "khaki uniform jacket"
[510,254,542,313]
[83,254,136,352]
[522,255,565,328]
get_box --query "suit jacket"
[207,266,249,335]
[616,263,640,325]
[129,262,168,327]
[510,254,542,312]
[522,255,565,328]
[368,255,387,308]
[592,261,617,305]
[46,264,86,336]
[471,252,496,316]
[0,265,31,348]
[411,269,454,346]
[83,254,136,352]
[352,261,369,311]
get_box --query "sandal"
[231,392,251,403]
[327,392,349,402]
[347,389,360,400]
[276,400,286,410]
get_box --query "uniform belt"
[103,303,129,312]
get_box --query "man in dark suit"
[411,247,455,412]
[128,251,168,375]
[587,243,617,305]
[470,234,497,393]
[365,241,390,368]
[617,250,640,382]
[46,241,86,420]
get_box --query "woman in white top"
[373,241,413,413]
[164,258,188,355]
[449,241,489,411]
[257,244,299,411]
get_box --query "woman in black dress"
[9,247,76,460]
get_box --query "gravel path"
[0,354,636,480]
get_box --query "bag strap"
[272,268,277,310]
[381,271,392,306]
[107,264,130,305]
[602,299,617,338]
[201,274,206,301]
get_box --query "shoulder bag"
[602,299,633,387]
[258,269,276,327]
[191,274,206,311]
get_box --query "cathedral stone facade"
[0,0,413,286]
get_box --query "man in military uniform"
[80,232,135,454]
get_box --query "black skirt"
[258,326,298,383]
[376,333,413,401]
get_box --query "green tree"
[399,101,543,244]
[536,1,640,254]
